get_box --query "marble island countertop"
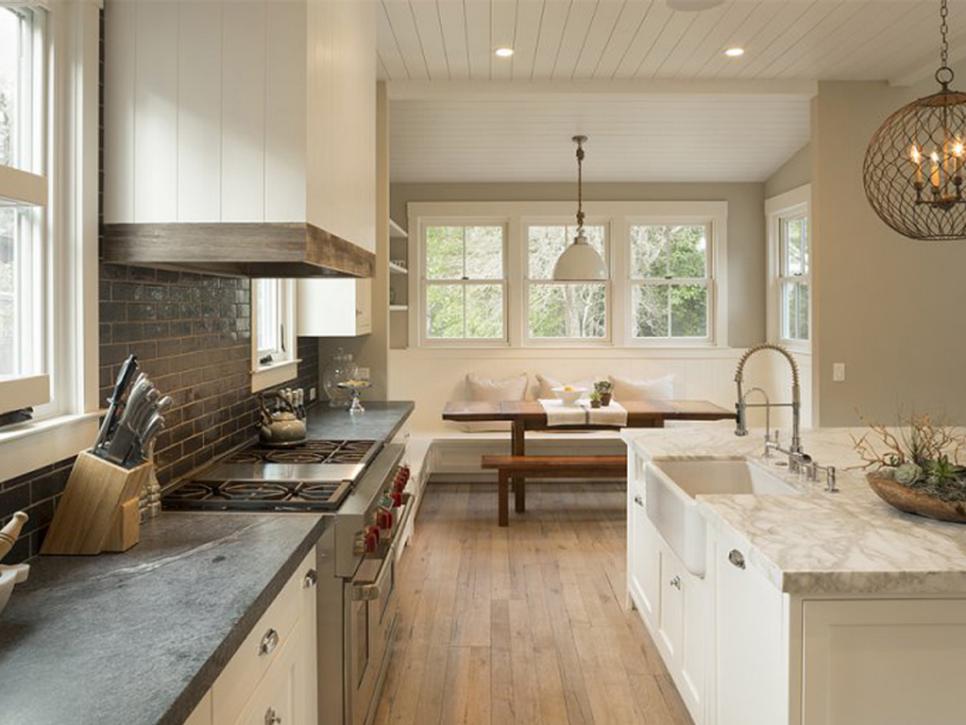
[622,426,966,596]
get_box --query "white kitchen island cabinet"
[623,429,966,725]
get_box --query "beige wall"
[765,143,811,198]
[390,181,767,348]
[811,80,966,425]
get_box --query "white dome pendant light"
[553,135,608,281]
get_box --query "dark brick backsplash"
[0,263,320,563]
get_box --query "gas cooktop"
[162,438,381,512]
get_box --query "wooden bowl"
[867,474,966,523]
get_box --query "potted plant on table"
[594,379,613,407]
[589,390,602,409]
[853,413,966,523]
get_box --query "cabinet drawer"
[213,548,315,725]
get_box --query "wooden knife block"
[41,452,150,555]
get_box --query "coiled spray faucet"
[734,343,802,454]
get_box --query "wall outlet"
[309,386,317,401]
[357,367,370,380]
[832,363,846,382]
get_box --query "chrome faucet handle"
[826,466,838,493]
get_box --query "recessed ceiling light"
[495,47,514,58]
[724,47,745,58]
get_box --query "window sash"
[424,279,506,341]
[778,213,810,343]
[629,278,711,340]
[525,280,610,341]
[254,279,285,359]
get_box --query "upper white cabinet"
[298,278,372,337]
[104,0,376,253]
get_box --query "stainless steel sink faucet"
[734,343,802,454]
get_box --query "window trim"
[407,201,728,350]
[251,278,298,392]
[765,184,811,353]
[415,216,510,348]
[0,2,100,481]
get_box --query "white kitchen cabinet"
[712,532,787,725]
[801,599,966,725]
[103,1,376,253]
[298,278,372,337]
[184,691,212,725]
[627,464,660,625]
[183,547,317,725]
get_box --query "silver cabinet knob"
[259,628,280,656]
[669,575,681,590]
[728,549,746,569]
[265,707,282,725]
[303,568,318,588]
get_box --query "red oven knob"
[376,508,394,530]
[363,525,381,553]
[390,490,404,508]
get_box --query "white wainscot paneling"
[387,347,789,432]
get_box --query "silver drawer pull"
[303,568,318,588]
[633,495,644,507]
[265,706,282,725]
[669,575,681,590]
[259,628,280,656]
[728,549,746,569]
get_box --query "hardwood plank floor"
[372,482,694,725]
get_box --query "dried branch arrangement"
[852,413,966,502]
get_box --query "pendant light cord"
[937,0,954,87]
[574,136,586,235]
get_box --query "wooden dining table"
[443,399,736,516]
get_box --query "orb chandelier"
[553,135,608,281]
[863,0,966,241]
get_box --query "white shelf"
[389,218,408,239]
[389,304,409,312]
[389,261,408,275]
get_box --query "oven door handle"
[350,492,414,602]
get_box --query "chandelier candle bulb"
[912,146,924,187]
[930,152,942,190]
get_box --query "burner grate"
[222,439,377,466]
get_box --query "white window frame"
[251,278,298,392]
[765,184,811,353]
[415,217,509,347]
[625,217,721,347]
[0,2,101,482]
[522,217,612,346]
[408,201,728,350]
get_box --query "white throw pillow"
[458,373,529,432]
[535,374,595,400]
[608,374,675,401]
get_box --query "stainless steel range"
[162,437,414,725]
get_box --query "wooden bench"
[481,454,627,526]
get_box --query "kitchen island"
[622,426,966,725]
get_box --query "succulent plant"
[894,462,923,485]
[594,379,613,393]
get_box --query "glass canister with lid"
[323,348,358,408]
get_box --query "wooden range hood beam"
[101,222,376,279]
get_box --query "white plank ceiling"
[390,93,811,182]
[384,0,965,182]
[378,0,965,83]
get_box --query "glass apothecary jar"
[323,348,358,408]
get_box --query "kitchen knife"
[126,411,165,467]
[128,386,160,436]
[104,376,154,466]
[93,354,139,453]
